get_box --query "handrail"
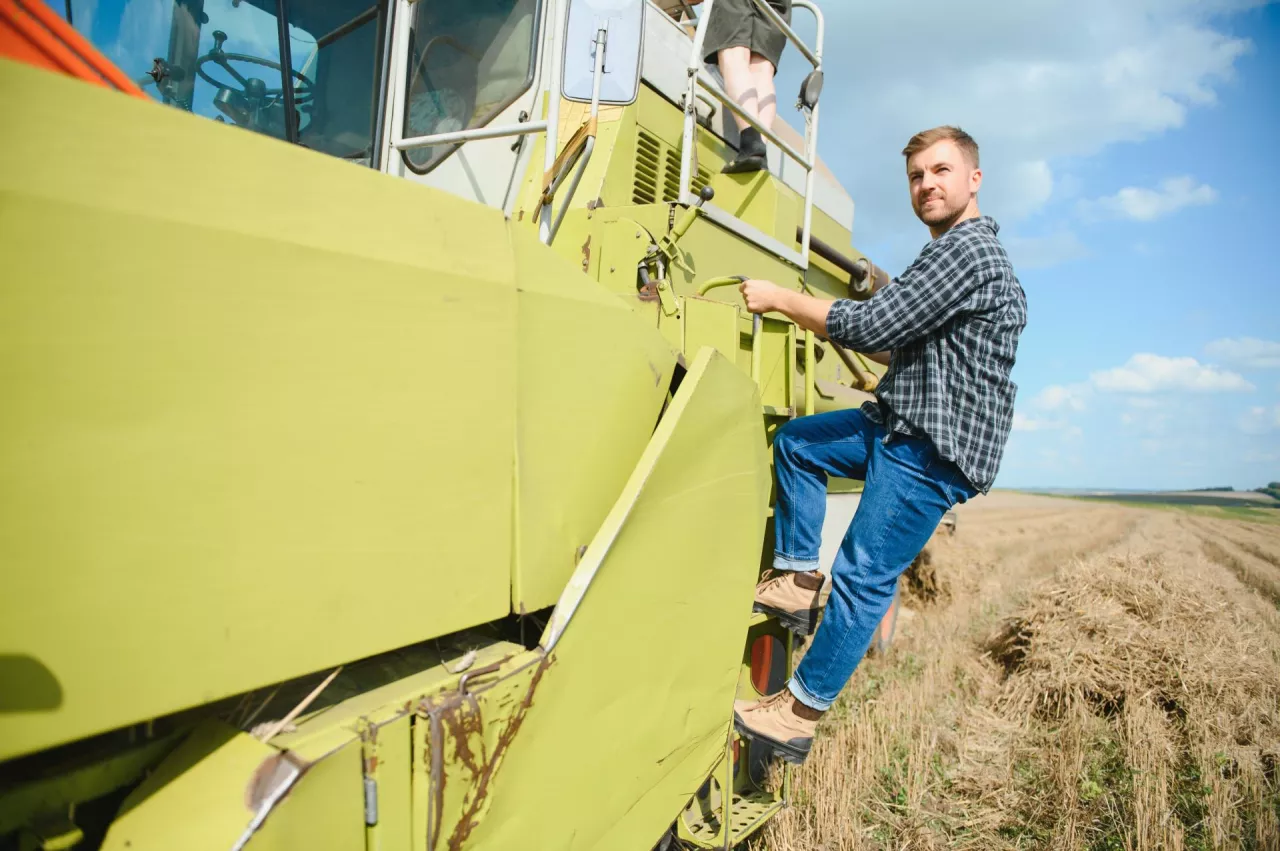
[693,276,762,384]
[544,24,607,242]
[537,0,565,243]
[747,0,818,69]
[794,0,824,414]
[394,120,549,152]
[677,0,717,199]
[793,0,824,58]
[677,0,826,279]
[677,0,816,201]
[694,70,813,169]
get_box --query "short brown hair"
[902,126,979,168]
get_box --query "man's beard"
[916,195,966,229]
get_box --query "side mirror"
[562,0,645,105]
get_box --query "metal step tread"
[683,789,784,846]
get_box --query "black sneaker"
[723,127,767,174]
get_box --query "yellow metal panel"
[373,715,413,851]
[509,225,676,611]
[248,743,365,851]
[683,297,740,365]
[469,348,771,849]
[669,217,803,300]
[102,722,277,851]
[510,96,630,226]
[0,60,516,760]
[757,317,794,412]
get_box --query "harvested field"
[757,493,1280,850]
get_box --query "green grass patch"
[1064,496,1280,526]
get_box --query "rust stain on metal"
[417,655,525,850]
[446,652,553,851]
[580,235,592,272]
[362,721,380,773]
[244,752,308,811]
[441,695,486,776]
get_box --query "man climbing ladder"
[731,126,1028,763]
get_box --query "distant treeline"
[1259,482,1280,502]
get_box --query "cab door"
[382,0,547,210]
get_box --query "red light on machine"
[749,634,775,694]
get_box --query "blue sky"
[776,0,1280,491]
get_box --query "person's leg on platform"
[755,408,874,634]
[717,45,768,172]
[737,426,978,763]
[748,53,778,132]
[718,45,759,127]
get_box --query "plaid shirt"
[825,216,1026,492]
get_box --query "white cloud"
[1032,383,1090,412]
[1121,409,1171,436]
[983,160,1055,222]
[1079,176,1218,221]
[1090,353,1254,393]
[1239,405,1280,435]
[1012,413,1069,432]
[1004,229,1090,270]
[1126,397,1162,410]
[782,1,1259,267]
[1204,337,1280,369]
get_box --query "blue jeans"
[772,408,978,710]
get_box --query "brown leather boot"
[733,690,821,764]
[752,569,824,634]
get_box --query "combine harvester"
[0,0,891,846]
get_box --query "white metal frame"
[677,0,825,271]
[380,0,551,206]
[381,0,620,245]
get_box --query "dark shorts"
[702,0,792,70]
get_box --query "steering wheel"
[195,30,316,109]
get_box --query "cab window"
[401,0,539,174]
[58,0,388,166]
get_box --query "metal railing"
[677,0,824,271]
[678,0,825,415]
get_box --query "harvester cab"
[1,1,894,849]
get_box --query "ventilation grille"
[634,130,661,204]
[633,129,711,205]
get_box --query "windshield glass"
[61,0,387,164]
[401,0,539,173]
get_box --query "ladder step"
[682,789,784,846]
